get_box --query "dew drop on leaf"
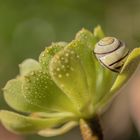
[58,74,62,78]
[66,73,70,77]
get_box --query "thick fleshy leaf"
[39,42,67,72]
[75,28,97,49]
[38,121,78,137]
[19,59,41,76]
[97,48,140,111]
[93,25,104,40]
[93,62,116,106]
[111,48,140,92]
[23,69,78,113]
[3,79,47,113]
[49,41,89,111]
[75,28,115,107]
[0,110,74,134]
[49,28,116,113]
[74,29,97,99]
[92,26,116,106]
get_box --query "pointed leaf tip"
[97,48,140,112]
[93,25,104,40]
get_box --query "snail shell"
[94,37,129,72]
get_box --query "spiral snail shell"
[94,37,129,72]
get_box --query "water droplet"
[77,55,80,58]
[25,86,29,90]
[66,73,70,77]
[52,72,56,76]
[61,65,65,69]
[57,67,60,71]
[42,62,45,65]
[39,70,42,73]
[58,74,62,78]
[31,72,35,76]
[65,53,69,57]
[61,57,64,60]
[60,84,64,88]
[64,59,69,63]
[43,71,46,75]
[70,67,74,71]
[42,53,45,57]
[70,51,75,54]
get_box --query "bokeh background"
[0,0,140,140]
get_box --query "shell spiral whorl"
[94,37,129,73]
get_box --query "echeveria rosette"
[0,26,140,137]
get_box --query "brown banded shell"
[94,37,129,72]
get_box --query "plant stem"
[80,116,103,140]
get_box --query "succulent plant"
[1,26,140,140]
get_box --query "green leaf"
[49,29,116,114]
[3,79,47,113]
[38,121,78,137]
[39,42,67,72]
[93,25,104,41]
[23,69,78,113]
[75,28,97,49]
[92,26,116,106]
[19,59,41,76]
[0,110,73,134]
[75,29,97,98]
[93,62,116,106]
[97,48,140,111]
[49,41,89,111]
[75,28,115,109]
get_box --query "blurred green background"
[0,0,140,140]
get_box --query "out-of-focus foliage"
[0,0,140,140]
